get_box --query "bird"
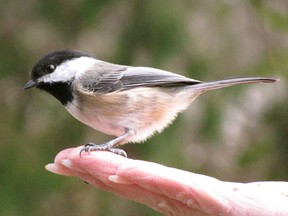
[23,50,279,157]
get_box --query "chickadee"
[24,50,278,157]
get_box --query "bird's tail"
[189,77,279,92]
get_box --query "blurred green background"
[0,0,287,215]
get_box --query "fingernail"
[61,159,85,173]
[45,163,73,176]
[45,163,72,176]
[45,163,61,173]
[108,175,132,184]
[61,159,73,168]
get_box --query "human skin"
[46,147,288,216]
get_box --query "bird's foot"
[80,143,127,157]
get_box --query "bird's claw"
[80,143,127,157]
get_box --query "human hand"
[46,147,288,216]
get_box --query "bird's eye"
[46,64,56,73]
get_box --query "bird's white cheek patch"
[40,57,99,83]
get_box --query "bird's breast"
[65,95,128,137]
[66,86,197,142]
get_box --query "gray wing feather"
[77,61,126,93]
[121,67,200,90]
[77,61,201,93]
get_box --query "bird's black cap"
[30,49,90,81]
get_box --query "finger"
[46,147,231,215]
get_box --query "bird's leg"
[80,129,131,157]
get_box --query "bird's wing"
[76,61,201,93]
[121,67,200,90]
[76,61,126,93]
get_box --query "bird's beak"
[23,80,38,90]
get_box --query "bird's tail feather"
[189,77,279,92]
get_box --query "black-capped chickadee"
[24,50,278,157]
